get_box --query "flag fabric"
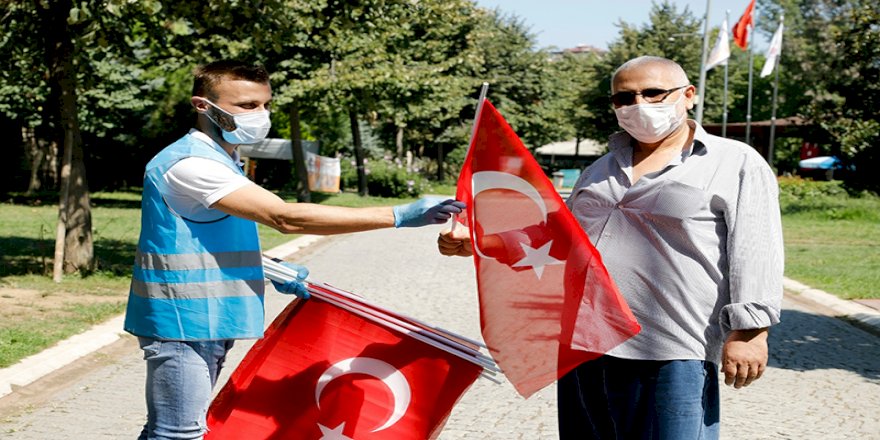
[760,20,785,78]
[455,99,641,398]
[206,298,483,440]
[706,18,731,70]
[732,0,756,50]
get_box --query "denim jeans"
[137,337,235,440]
[558,356,720,440]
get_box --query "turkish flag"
[732,0,756,50]
[206,298,483,439]
[455,99,640,398]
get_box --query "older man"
[439,56,783,439]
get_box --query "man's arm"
[214,183,462,235]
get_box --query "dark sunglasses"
[610,85,689,107]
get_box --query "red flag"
[732,0,756,50]
[206,299,483,439]
[455,99,640,397]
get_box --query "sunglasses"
[610,85,689,107]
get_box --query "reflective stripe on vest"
[124,133,265,341]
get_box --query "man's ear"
[685,85,697,110]
[191,96,209,113]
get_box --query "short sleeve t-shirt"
[161,130,252,220]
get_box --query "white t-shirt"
[161,130,252,220]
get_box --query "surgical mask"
[614,92,686,144]
[201,99,271,144]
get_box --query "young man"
[125,60,464,440]
[438,56,783,439]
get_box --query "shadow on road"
[768,309,880,382]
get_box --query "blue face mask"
[202,99,271,145]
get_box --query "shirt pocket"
[638,180,707,224]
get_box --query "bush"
[340,155,426,198]
[777,176,880,221]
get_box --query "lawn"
[778,178,880,300]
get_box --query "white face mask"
[201,99,271,145]
[614,92,686,144]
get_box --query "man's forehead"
[613,64,681,88]
[212,79,272,101]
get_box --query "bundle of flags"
[206,257,496,440]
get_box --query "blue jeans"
[137,338,235,440]
[558,356,720,440]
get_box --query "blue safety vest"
[124,133,265,340]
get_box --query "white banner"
[305,152,341,193]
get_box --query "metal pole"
[745,10,757,146]
[695,0,712,124]
[768,15,784,168]
[721,10,730,138]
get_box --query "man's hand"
[393,197,466,228]
[721,328,769,389]
[270,262,310,299]
[438,227,473,257]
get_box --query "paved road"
[1,225,878,439]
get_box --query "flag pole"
[695,0,712,124]
[745,10,757,146]
[722,9,731,138]
[451,82,489,233]
[767,14,784,168]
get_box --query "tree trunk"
[23,126,43,195]
[348,109,368,196]
[395,125,404,160]
[436,143,445,182]
[44,0,93,279]
[289,101,310,202]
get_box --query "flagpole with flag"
[705,12,731,136]
[450,82,489,234]
[695,0,713,124]
[722,10,731,138]
[738,0,758,146]
[764,15,785,167]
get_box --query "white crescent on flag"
[315,357,411,433]
[471,171,563,279]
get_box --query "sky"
[473,0,771,51]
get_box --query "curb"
[0,235,325,400]
[783,277,880,334]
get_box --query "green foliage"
[340,156,425,198]
[778,177,879,221]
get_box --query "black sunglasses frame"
[610,85,689,107]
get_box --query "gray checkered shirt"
[567,121,784,365]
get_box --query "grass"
[778,178,880,300]
[0,188,413,368]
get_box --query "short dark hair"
[191,61,270,98]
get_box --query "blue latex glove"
[271,262,310,299]
[393,197,467,228]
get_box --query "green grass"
[0,301,126,368]
[778,178,880,299]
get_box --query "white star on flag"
[318,423,353,440]
[512,240,564,279]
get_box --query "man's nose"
[633,94,650,104]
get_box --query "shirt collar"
[187,128,243,165]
